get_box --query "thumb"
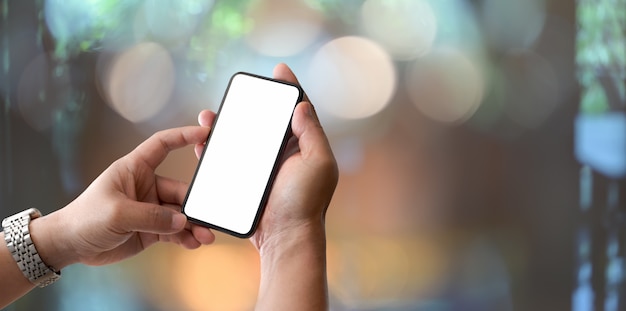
[291,101,320,137]
[118,202,187,234]
[291,101,332,159]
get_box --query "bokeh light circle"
[501,49,561,129]
[101,42,175,123]
[173,244,259,311]
[482,0,546,50]
[307,36,396,120]
[405,48,485,124]
[361,0,437,60]
[245,0,323,57]
[465,63,508,132]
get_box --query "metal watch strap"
[2,208,61,287]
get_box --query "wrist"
[255,221,329,311]
[29,211,77,271]
[258,221,326,261]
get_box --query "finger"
[118,202,187,234]
[272,63,310,102]
[160,230,202,249]
[162,202,182,213]
[191,225,215,245]
[198,109,216,127]
[291,101,334,161]
[153,178,215,245]
[194,143,205,160]
[130,126,210,171]
[180,234,202,249]
[155,175,189,206]
[279,135,300,164]
[195,110,215,159]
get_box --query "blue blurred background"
[1,0,625,310]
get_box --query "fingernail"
[171,213,187,230]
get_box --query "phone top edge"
[232,71,304,101]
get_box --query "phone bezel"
[182,71,304,238]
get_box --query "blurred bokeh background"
[1,0,625,310]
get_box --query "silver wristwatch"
[2,208,61,287]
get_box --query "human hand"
[195,63,339,252]
[32,125,216,270]
[195,64,337,310]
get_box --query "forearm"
[0,231,36,309]
[0,213,72,309]
[255,223,328,311]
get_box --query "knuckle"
[105,202,127,228]
[147,207,167,227]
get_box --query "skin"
[0,125,216,308]
[196,63,338,310]
[0,63,338,310]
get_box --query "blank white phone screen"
[183,73,301,236]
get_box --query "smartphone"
[182,72,303,238]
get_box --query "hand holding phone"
[182,72,303,237]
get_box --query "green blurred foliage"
[577,0,626,114]
[187,0,253,74]
[48,0,142,59]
